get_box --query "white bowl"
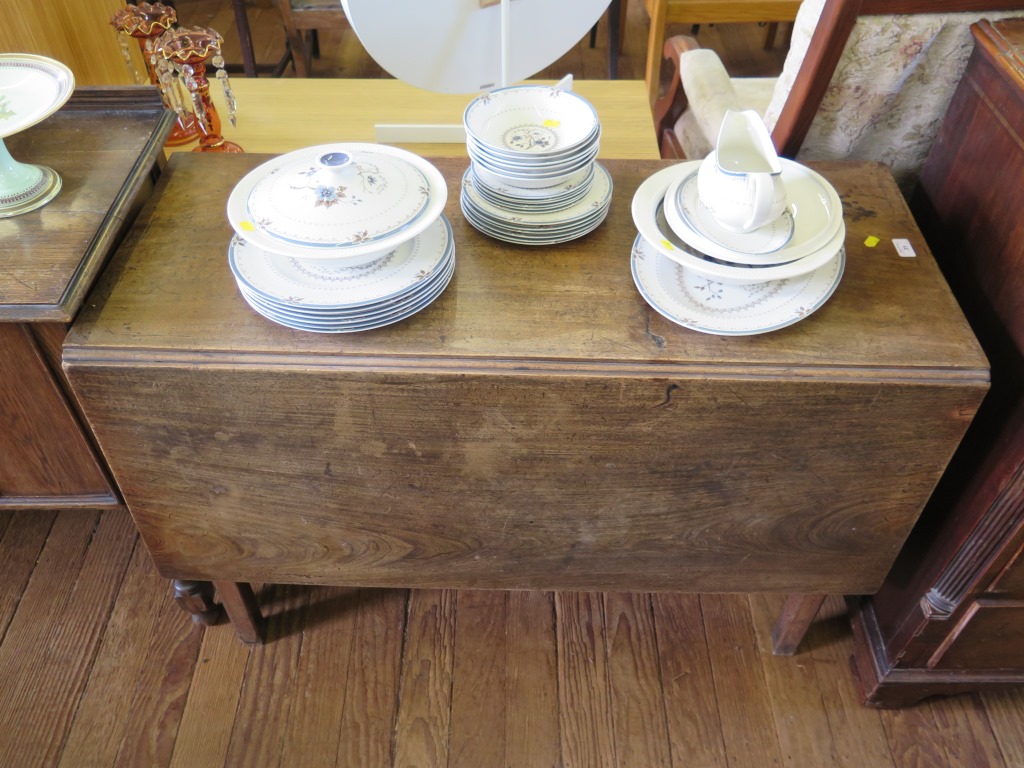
[471,159,594,190]
[469,142,599,177]
[472,162,594,198]
[466,127,600,165]
[632,163,845,284]
[463,85,598,156]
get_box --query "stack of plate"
[461,84,612,244]
[226,142,452,333]
[629,159,846,336]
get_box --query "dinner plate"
[237,255,454,326]
[630,233,845,336]
[229,214,452,308]
[236,243,454,320]
[238,258,455,333]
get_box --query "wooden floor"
[2,507,1024,766]
[4,4,1024,767]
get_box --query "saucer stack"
[461,84,612,245]
[629,159,847,336]
[226,143,452,333]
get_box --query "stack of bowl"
[225,142,452,333]
[461,84,612,245]
[629,157,847,336]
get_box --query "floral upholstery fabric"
[676,2,1024,193]
[796,11,1024,192]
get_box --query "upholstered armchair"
[654,0,1024,194]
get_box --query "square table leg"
[772,593,827,655]
[214,581,265,644]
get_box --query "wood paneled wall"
[0,0,135,86]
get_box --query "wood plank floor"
[5,4,1024,767]
[2,507,1024,767]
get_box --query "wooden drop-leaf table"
[62,153,989,649]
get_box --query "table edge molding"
[60,348,991,385]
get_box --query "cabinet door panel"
[931,600,1024,670]
[0,324,116,506]
[990,541,1024,596]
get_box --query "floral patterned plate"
[237,256,455,334]
[631,232,845,336]
[227,143,447,261]
[236,253,454,327]
[229,213,452,309]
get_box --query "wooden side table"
[64,154,988,648]
[0,87,173,511]
[850,18,1024,707]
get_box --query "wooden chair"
[655,0,1024,194]
[275,0,350,77]
[638,0,803,107]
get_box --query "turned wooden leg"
[771,593,827,655]
[173,579,223,627]
[214,581,265,644]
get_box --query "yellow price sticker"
[240,221,255,232]
[542,119,561,128]
[864,235,880,247]
[660,239,674,250]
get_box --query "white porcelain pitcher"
[696,110,787,234]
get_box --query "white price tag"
[893,238,917,258]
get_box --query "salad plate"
[461,163,610,226]
[229,214,452,309]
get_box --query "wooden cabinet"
[63,154,987,644]
[850,18,1024,707]
[0,87,173,510]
